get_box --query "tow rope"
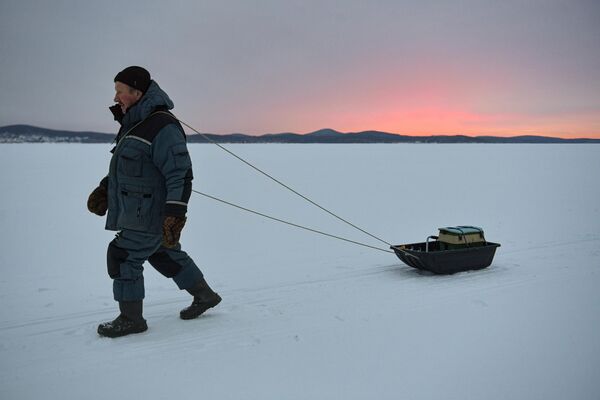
[177,117,394,254]
[192,189,393,254]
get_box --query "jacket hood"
[121,80,174,128]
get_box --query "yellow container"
[438,226,485,249]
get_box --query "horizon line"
[1,123,599,141]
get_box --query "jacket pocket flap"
[171,144,189,156]
[120,147,142,160]
[171,144,191,168]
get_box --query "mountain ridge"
[1,124,598,144]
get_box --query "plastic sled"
[391,235,501,274]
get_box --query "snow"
[1,143,599,399]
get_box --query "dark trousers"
[107,229,204,301]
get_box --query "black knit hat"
[114,66,151,93]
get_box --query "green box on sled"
[438,226,485,250]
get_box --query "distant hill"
[1,124,598,144]
[0,125,115,143]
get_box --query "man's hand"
[87,185,108,216]
[162,215,187,248]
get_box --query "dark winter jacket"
[103,81,193,234]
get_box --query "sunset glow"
[1,1,599,139]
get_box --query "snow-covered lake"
[1,143,599,399]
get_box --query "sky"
[1,0,599,138]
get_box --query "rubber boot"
[97,300,148,338]
[180,277,222,320]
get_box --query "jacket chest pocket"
[118,148,143,177]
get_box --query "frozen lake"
[1,143,599,399]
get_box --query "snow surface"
[1,143,599,399]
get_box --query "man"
[87,66,221,338]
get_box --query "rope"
[193,189,394,254]
[177,118,392,247]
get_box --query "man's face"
[114,82,142,113]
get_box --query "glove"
[109,104,124,124]
[162,215,187,248]
[87,184,108,216]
